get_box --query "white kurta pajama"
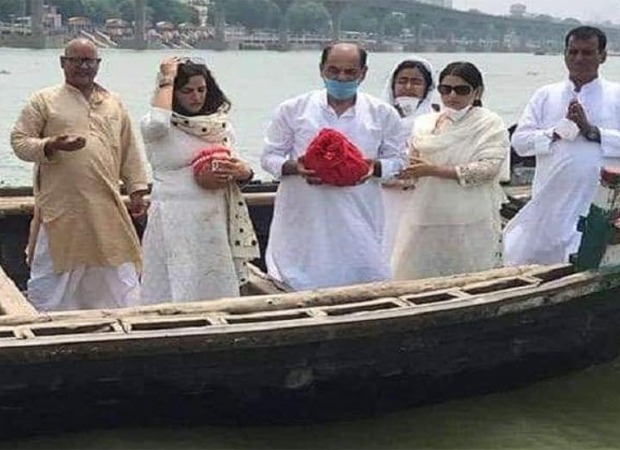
[140,107,255,303]
[261,90,408,291]
[504,78,620,265]
[392,107,508,280]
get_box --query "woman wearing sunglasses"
[380,56,438,261]
[391,61,510,280]
[139,56,258,304]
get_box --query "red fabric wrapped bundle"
[303,128,372,186]
[191,145,231,189]
[191,145,231,176]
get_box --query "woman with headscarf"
[139,56,258,304]
[392,61,509,280]
[381,56,438,260]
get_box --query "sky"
[452,0,620,23]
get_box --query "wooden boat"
[1,175,619,438]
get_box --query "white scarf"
[407,107,508,225]
[380,55,438,130]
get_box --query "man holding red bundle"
[261,42,408,290]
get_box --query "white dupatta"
[405,107,508,225]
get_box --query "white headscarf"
[381,56,438,129]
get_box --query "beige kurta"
[11,83,147,273]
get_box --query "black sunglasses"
[437,84,473,96]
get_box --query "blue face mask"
[324,78,360,100]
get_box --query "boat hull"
[0,268,619,436]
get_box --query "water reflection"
[3,359,620,449]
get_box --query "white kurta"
[504,78,620,265]
[261,90,408,291]
[140,107,240,303]
[380,56,438,260]
[392,107,508,280]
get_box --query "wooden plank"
[0,266,36,316]
[36,264,552,322]
[0,191,277,216]
[0,185,527,216]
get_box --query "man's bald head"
[60,38,101,95]
[64,38,99,58]
[320,42,367,70]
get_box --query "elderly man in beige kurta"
[11,39,148,311]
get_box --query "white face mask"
[443,106,472,123]
[394,96,420,117]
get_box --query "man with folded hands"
[261,42,408,290]
[504,26,620,265]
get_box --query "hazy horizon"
[453,0,620,23]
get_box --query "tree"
[52,0,87,19]
[0,0,25,22]
[534,14,554,22]
[224,0,278,31]
[562,17,581,25]
[147,0,199,25]
[341,6,379,34]
[118,0,136,22]
[288,1,329,34]
[82,0,123,24]
[383,12,406,37]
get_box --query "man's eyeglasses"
[62,57,101,68]
[437,84,473,96]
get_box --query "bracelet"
[157,73,175,88]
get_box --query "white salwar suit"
[504,78,620,265]
[140,107,241,303]
[380,56,437,260]
[261,90,408,291]
[392,107,508,280]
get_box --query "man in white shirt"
[504,26,620,265]
[261,42,408,290]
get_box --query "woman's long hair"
[173,62,231,116]
[439,61,484,107]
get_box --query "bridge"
[204,0,620,51]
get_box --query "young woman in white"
[392,62,509,280]
[381,56,437,261]
[140,57,257,303]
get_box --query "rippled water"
[4,48,618,186]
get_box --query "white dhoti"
[28,227,141,311]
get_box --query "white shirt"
[261,90,408,290]
[504,77,620,265]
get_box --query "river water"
[2,48,620,448]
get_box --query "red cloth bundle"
[191,145,231,177]
[303,128,372,186]
[191,145,231,189]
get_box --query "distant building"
[510,3,527,17]
[416,0,453,8]
[177,0,210,27]
[42,4,62,30]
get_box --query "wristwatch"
[584,126,601,142]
